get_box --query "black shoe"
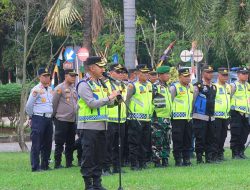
[154,162,162,168]
[32,168,43,172]
[139,162,147,169]
[239,151,248,159]
[162,159,169,167]
[175,159,182,167]
[196,153,204,164]
[54,164,64,169]
[93,177,107,190]
[41,166,52,171]
[182,159,192,166]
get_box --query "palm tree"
[175,0,250,65]
[44,0,104,52]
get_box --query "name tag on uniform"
[93,89,100,92]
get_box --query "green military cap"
[218,67,229,75]
[156,66,170,74]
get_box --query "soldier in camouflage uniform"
[151,66,172,167]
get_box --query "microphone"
[102,72,122,84]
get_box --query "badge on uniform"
[219,87,224,94]
[32,91,38,97]
[41,97,46,103]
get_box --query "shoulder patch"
[32,90,38,97]
[128,83,134,90]
[57,88,62,94]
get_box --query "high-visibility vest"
[172,82,193,120]
[106,80,127,123]
[231,81,250,114]
[78,80,108,122]
[128,81,153,121]
[214,83,231,119]
[153,82,172,119]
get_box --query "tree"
[44,0,104,53]
[175,0,250,66]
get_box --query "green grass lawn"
[0,149,250,190]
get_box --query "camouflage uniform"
[151,78,172,167]
[151,117,171,166]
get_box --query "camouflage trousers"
[151,117,171,162]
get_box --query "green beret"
[156,66,170,74]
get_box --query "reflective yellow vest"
[153,82,172,118]
[172,82,193,120]
[231,81,250,114]
[106,80,127,123]
[128,81,153,121]
[78,80,108,122]
[214,83,231,119]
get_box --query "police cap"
[202,65,214,72]
[136,64,150,73]
[86,56,106,67]
[178,68,190,76]
[38,67,50,76]
[64,69,78,76]
[218,67,229,75]
[237,66,249,74]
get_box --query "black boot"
[54,161,64,169]
[154,160,162,168]
[93,177,107,190]
[162,158,168,167]
[239,150,248,159]
[175,158,182,167]
[182,158,192,166]
[196,153,204,164]
[83,177,93,190]
[232,150,242,159]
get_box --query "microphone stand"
[107,78,142,190]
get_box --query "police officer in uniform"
[151,66,172,167]
[148,69,158,84]
[103,64,127,175]
[193,65,217,164]
[214,68,231,161]
[77,56,119,190]
[170,68,193,166]
[230,66,250,159]
[126,64,153,170]
[52,69,78,168]
[26,67,53,172]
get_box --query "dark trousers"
[193,119,217,159]
[30,115,53,170]
[54,119,76,165]
[74,136,83,164]
[171,119,192,160]
[214,118,229,156]
[103,122,125,170]
[128,120,151,166]
[230,110,250,154]
[80,129,106,178]
[123,120,129,163]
